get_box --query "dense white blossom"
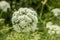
[51,8,60,17]
[0,1,10,12]
[12,8,38,33]
[46,22,60,35]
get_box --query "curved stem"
[39,0,47,23]
[40,4,44,22]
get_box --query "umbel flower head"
[46,22,60,35]
[0,1,10,12]
[51,8,60,17]
[12,8,38,33]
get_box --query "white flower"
[12,8,38,33]
[24,15,32,23]
[27,13,38,23]
[51,8,60,16]
[0,1,10,12]
[48,30,55,35]
[19,21,28,27]
[13,24,21,33]
[31,23,38,32]
[46,22,52,28]
[22,26,31,32]
[46,22,60,35]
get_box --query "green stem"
[40,4,44,22]
[39,0,47,23]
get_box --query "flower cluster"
[51,8,60,17]
[0,1,10,12]
[46,22,60,35]
[12,8,38,33]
